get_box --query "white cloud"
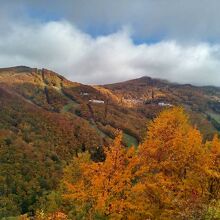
[0,20,220,86]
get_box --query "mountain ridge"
[1,66,220,139]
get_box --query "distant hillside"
[103,76,220,139]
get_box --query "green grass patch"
[61,101,78,113]
[207,111,220,123]
[123,133,139,148]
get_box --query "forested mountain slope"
[0,66,145,216]
[0,66,220,217]
[103,76,220,138]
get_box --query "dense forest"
[0,67,220,219]
[1,108,219,219]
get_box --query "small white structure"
[158,102,173,107]
[89,99,105,104]
[81,92,89,96]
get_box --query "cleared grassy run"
[123,133,139,147]
[61,101,79,113]
[207,111,220,123]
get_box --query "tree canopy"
[59,108,220,219]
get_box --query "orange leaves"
[138,107,219,218]
[62,107,220,219]
[204,135,220,201]
[140,107,203,175]
[63,133,142,218]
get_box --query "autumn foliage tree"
[138,108,208,219]
[62,134,148,219]
[62,107,220,220]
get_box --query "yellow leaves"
[140,107,204,175]
[62,107,220,219]
[146,107,189,141]
[138,107,215,218]
[204,135,220,177]
[62,132,142,218]
[34,210,67,220]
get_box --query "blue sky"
[1,0,220,85]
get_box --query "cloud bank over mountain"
[0,0,220,85]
